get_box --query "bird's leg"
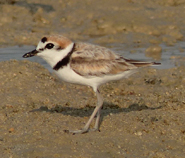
[93,90,103,131]
[65,89,103,134]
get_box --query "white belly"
[55,65,137,91]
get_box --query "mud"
[1,60,185,157]
[1,0,185,157]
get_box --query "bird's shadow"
[30,102,162,127]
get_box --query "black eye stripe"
[39,48,44,51]
[57,46,63,50]
[45,43,54,49]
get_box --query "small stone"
[9,128,14,133]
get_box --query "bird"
[23,34,160,134]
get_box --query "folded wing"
[70,42,159,77]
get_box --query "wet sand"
[1,0,185,157]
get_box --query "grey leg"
[93,90,103,130]
[66,89,104,134]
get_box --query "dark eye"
[45,43,54,49]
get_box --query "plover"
[23,35,160,134]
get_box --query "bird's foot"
[89,127,100,132]
[64,127,100,134]
[64,128,89,134]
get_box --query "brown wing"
[70,43,137,77]
[70,42,160,77]
[71,58,138,76]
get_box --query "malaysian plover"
[23,35,160,134]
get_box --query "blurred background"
[1,0,185,68]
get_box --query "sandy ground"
[1,0,185,157]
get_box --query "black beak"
[22,49,39,58]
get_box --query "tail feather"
[123,58,161,68]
